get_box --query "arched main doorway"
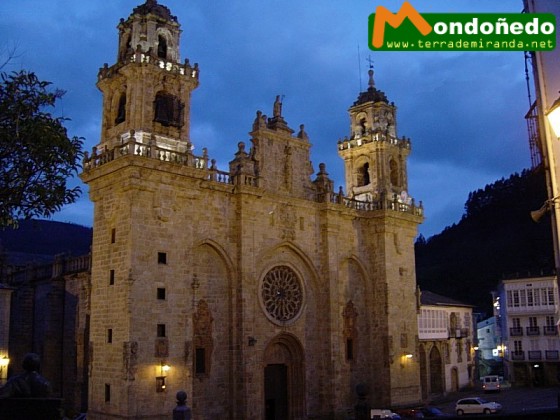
[429,346,444,394]
[264,333,305,420]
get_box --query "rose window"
[261,266,303,323]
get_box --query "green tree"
[0,70,83,227]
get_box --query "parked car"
[370,408,401,419]
[455,397,502,416]
[396,405,450,418]
[481,375,501,393]
[394,408,424,418]
[419,406,448,417]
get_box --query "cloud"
[1,0,532,238]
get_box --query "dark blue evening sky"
[1,0,531,238]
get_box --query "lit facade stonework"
[80,1,424,419]
[417,291,475,397]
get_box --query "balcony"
[545,350,559,360]
[528,350,542,360]
[544,326,558,336]
[526,326,540,336]
[448,328,470,339]
[511,351,525,361]
[510,327,523,336]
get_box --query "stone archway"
[429,346,444,394]
[451,367,459,392]
[264,334,305,420]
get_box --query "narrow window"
[156,376,166,392]
[157,287,166,300]
[158,252,167,265]
[109,270,115,286]
[157,35,167,59]
[107,329,113,343]
[105,384,111,402]
[195,348,206,374]
[346,338,354,361]
[390,159,398,186]
[157,324,166,338]
[111,228,116,244]
[115,93,126,124]
[357,163,370,187]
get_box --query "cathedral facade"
[80,1,424,419]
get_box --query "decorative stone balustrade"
[7,253,91,286]
[337,132,411,151]
[98,49,199,82]
[83,137,423,216]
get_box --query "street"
[431,385,560,416]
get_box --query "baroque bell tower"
[96,0,199,153]
[338,66,412,205]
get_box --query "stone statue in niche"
[123,341,138,380]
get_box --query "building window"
[529,317,537,327]
[157,324,166,338]
[527,289,534,306]
[357,162,370,187]
[111,228,116,244]
[506,290,512,307]
[157,287,166,300]
[109,270,115,286]
[156,376,166,393]
[158,252,167,265]
[105,384,111,402]
[157,35,167,59]
[389,159,398,186]
[346,338,354,361]
[513,290,520,307]
[115,92,126,124]
[195,348,206,374]
[107,329,113,343]
[534,289,541,306]
[548,288,555,305]
[154,92,184,127]
[520,289,526,307]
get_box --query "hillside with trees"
[0,219,92,266]
[415,167,555,315]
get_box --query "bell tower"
[338,66,412,204]
[96,0,199,153]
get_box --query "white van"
[370,408,400,419]
[481,375,501,392]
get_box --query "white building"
[417,290,475,397]
[477,317,500,361]
[476,316,504,379]
[494,276,560,386]
[523,0,560,331]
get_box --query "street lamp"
[0,356,9,385]
[546,93,560,138]
[531,196,560,223]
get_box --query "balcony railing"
[544,326,558,336]
[528,350,542,360]
[511,351,525,361]
[545,350,559,360]
[526,326,540,336]
[510,327,523,336]
[83,135,425,216]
